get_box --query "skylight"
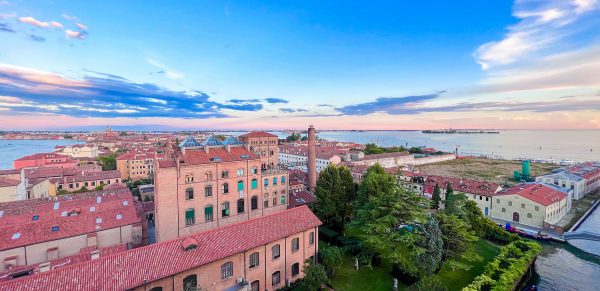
[90,206,96,212]
[53,202,60,210]
[32,215,39,221]
[96,218,102,224]
[122,200,128,206]
[61,211,67,217]
[11,233,21,240]
[97,197,102,204]
[51,226,59,232]
[241,155,250,159]
[116,214,122,220]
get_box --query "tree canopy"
[314,164,357,232]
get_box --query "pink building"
[13,153,78,170]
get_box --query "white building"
[535,162,600,200]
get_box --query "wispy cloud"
[18,16,50,28]
[146,58,184,79]
[0,64,269,118]
[65,29,87,39]
[474,0,598,70]
[280,108,308,113]
[50,21,64,29]
[265,98,288,104]
[0,22,15,33]
[337,94,440,115]
[28,34,45,42]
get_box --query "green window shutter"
[251,179,257,189]
[205,206,212,215]
[238,181,244,191]
[281,195,285,204]
[186,209,194,219]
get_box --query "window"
[264,179,268,186]
[521,203,525,209]
[183,274,197,291]
[527,213,532,218]
[281,195,286,204]
[273,177,278,185]
[32,215,39,221]
[272,271,281,286]
[222,183,229,194]
[249,252,259,268]
[205,186,213,197]
[185,174,194,183]
[272,197,277,206]
[309,232,315,245]
[237,168,244,177]
[149,287,163,291]
[251,167,258,174]
[185,208,195,226]
[501,207,506,213]
[535,206,540,211]
[272,244,280,259]
[221,171,229,178]
[250,280,260,291]
[251,196,258,210]
[291,237,299,252]
[496,199,500,204]
[222,202,230,217]
[281,176,286,184]
[185,188,194,200]
[251,179,258,189]
[205,205,213,221]
[205,171,213,181]
[221,261,233,279]
[237,181,244,192]
[508,201,512,206]
[291,263,300,276]
[237,199,245,214]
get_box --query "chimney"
[307,125,317,192]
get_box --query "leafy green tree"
[416,214,443,275]
[355,164,427,275]
[286,132,302,142]
[408,147,424,154]
[435,212,478,264]
[364,143,385,154]
[301,262,329,291]
[443,183,453,210]
[97,154,117,171]
[314,164,356,232]
[411,275,448,291]
[319,245,344,277]
[431,183,441,209]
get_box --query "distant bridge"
[563,230,600,242]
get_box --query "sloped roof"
[200,136,224,147]
[495,183,567,206]
[0,206,321,290]
[222,136,244,146]
[239,131,278,138]
[178,136,202,148]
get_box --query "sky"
[0,0,599,130]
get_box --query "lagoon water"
[0,139,82,170]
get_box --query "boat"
[503,224,553,241]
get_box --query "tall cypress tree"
[444,183,454,210]
[431,183,441,209]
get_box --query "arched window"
[271,271,281,286]
[250,280,260,291]
[264,179,268,186]
[185,208,195,226]
[221,170,229,178]
[264,193,269,208]
[291,262,300,276]
[236,168,244,177]
[249,252,259,268]
[183,274,197,291]
[185,188,194,200]
[237,181,244,192]
[222,183,229,194]
[251,167,258,174]
[251,196,258,210]
[204,205,213,221]
[185,174,194,183]
[222,202,230,217]
[221,261,233,279]
[273,177,277,185]
[237,199,245,214]
[251,179,258,189]
[272,197,277,206]
[281,176,286,184]
[204,185,212,197]
[205,171,213,181]
[291,237,299,252]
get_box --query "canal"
[527,203,600,290]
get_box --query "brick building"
[116,151,159,180]
[0,206,320,291]
[0,187,142,272]
[56,170,121,192]
[239,131,280,170]
[155,136,289,242]
[13,153,79,170]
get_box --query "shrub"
[463,240,542,291]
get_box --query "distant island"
[422,129,500,134]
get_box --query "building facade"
[239,131,280,170]
[423,175,501,216]
[13,153,78,170]
[154,136,289,243]
[536,162,600,200]
[54,144,99,159]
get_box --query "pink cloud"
[65,29,86,39]
[50,21,64,29]
[18,16,49,28]
[75,23,87,30]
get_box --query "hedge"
[463,240,542,291]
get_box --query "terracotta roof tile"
[495,183,567,206]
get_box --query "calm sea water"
[0,139,83,170]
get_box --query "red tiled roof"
[0,189,140,251]
[60,170,121,183]
[14,153,71,161]
[0,206,321,290]
[239,131,278,138]
[288,190,316,208]
[166,146,258,167]
[424,175,500,196]
[361,151,411,160]
[24,167,79,179]
[495,183,567,206]
[0,177,19,187]
[0,169,20,175]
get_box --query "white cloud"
[76,23,87,30]
[18,16,49,28]
[50,21,63,29]
[141,97,168,105]
[474,0,598,70]
[65,29,86,39]
[145,58,184,79]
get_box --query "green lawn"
[326,239,500,291]
[433,239,501,290]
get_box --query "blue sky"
[0,0,599,130]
